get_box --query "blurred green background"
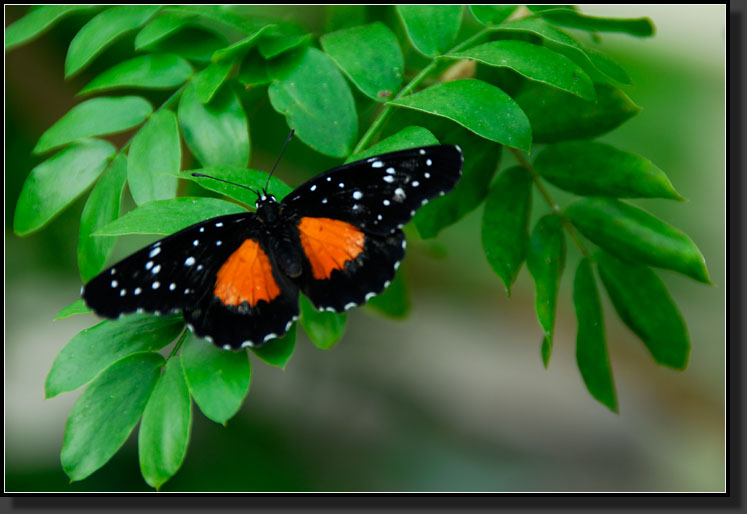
[5,5,725,492]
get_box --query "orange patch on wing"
[298,217,365,280]
[214,239,281,307]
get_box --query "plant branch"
[510,147,592,259]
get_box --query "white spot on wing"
[152,264,161,274]
[372,161,384,168]
[353,190,362,200]
[185,257,195,266]
[149,247,161,258]
[152,281,160,289]
[383,175,394,183]
[111,280,118,288]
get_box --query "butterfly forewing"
[82,213,254,318]
[281,145,463,235]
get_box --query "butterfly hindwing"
[281,145,463,235]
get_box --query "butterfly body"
[82,145,463,350]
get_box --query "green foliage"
[5,4,709,488]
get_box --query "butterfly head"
[255,194,280,223]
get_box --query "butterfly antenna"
[191,173,261,198]
[265,129,295,193]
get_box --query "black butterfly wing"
[282,145,462,312]
[82,211,300,349]
[281,145,463,235]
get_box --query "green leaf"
[127,110,181,206]
[237,51,271,87]
[54,299,93,320]
[397,5,463,57]
[135,13,193,50]
[144,26,228,64]
[566,198,710,284]
[596,251,689,369]
[94,197,246,237]
[534,141,683,200]
[5,5,98,52]
[574,259,617,412]
[250,325,297,369]
[537,9,654,38]
[258,23,311,59]
[181,166,293,206]
[366,269,411,319]
[178,82,250,168]
[321,22,404,102]
[469,5,518,26]
[138,356,192,490]
[481,166,533,294]
[268,47,358,158]
[526,214,566,368]
[78,154,128,282]
[190,60,234,104]
[414,130,501,239]
[45,314,182,399]
[583,46,632,85]
[65,5,161,77]
[34,96,153,155]
[61,352,165,481]
[515,82,640,144]
[14,139,115,236]
[348,126,439,163]
[491,17,630,84]
[446,40,596,101]
[163,5,268,36]
[181,333,251,425]
[213,24,276,63]
[390,79,531,151]
[300,295,347,350]
[79,54,194,95]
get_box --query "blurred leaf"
[178,82,250,167]
[527,5,577,13]
[135,13,193,50]
[397,5,463,57]
[78,154,128,282]
[574,259,617,412]
[566,198,710,284]
[65,5,161,77]
[491,17,630,84]
[447,40,596,101]
[54,299,93,320]
[5,5,99,52]
[534,141,683,200]
[45,313,182,398]
[268,48,358,158]
[516,82,640,144]
[181,165,293,206]
[526,214,566,367]
[128,110,181,206]
[138,356,192,490]
[583,46,632,85]
[14,139,115,236]
[250,325,297,369]
[390,79,532,151]
[348,126,439,163]
[321,22,404,102]
[415,130,501,239]
[481,166,533,295]
[61,352,164,481]
[258,23,311,59]
[537,9,654,37]
[79,54,194,95]
[596,251,689,369]
[34,96,153,155]
[366,268,411,319]
[300,296,347,350]
[181,333,251,425]
[95,197,245,236]
[324,5,368,33]
[191,61,234,104]
[469,5,517,26]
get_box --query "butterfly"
[82,143,463,350]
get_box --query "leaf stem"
[510,147,592,259]
[351,27,491,155]
[167,328,190,361]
